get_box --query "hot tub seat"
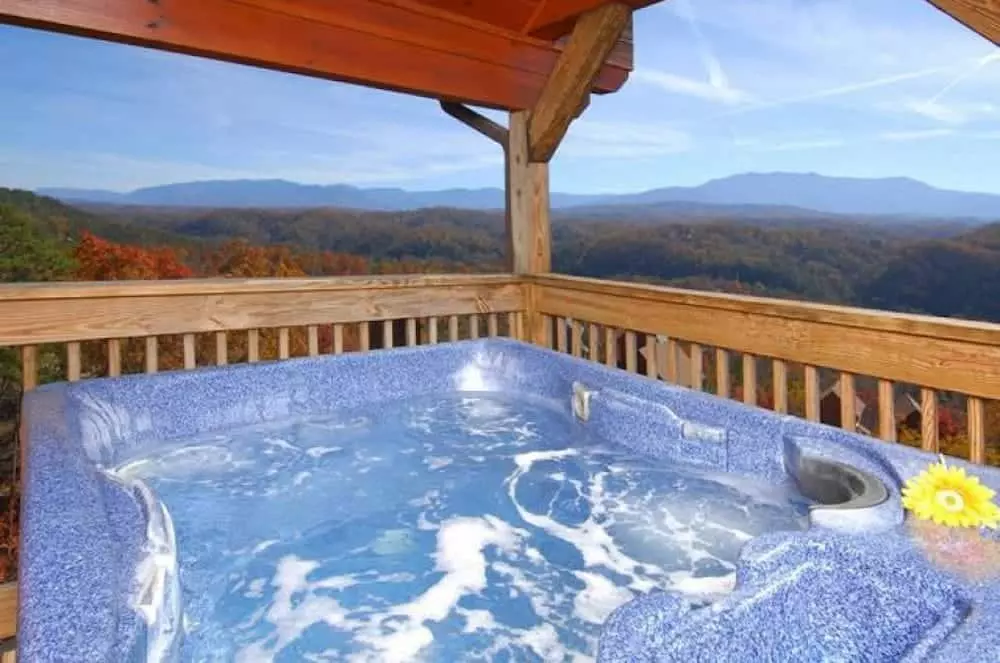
[598,529,972,663]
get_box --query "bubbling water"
[114,394,810,662]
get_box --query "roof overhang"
[0,0,658,110]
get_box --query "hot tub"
[19,338,1000,661]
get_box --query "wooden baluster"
[247,329,260,362]
[333,324,344,354]
[470,315,481,340]
[604,327,616,366]
[804,365,820,422]
[383,320,394,348]
[666,338,679,383]
[307,325,319,356]
[505,312,517,339]
[625,331,637,373]
[543,315,554,349]
[277,328,290,359]
[107,339,121,377]
[588,323,600,362]
[145,336,159,373]
[21,345,38,391]
[840,373,856,432]
[216,331,228,365]
[645,335,657,379]
[183,333,196,369]
[487,313,499,337]
[571,321,582,357]
[428,317,439,344]
[689,343,703,391]
[716,348,730,398]
[921,388,938,453]
[406,318,418,346]
[67,342,81,381]
[448,316,459,342]
[772,359,788,414]
[556,318,568,353]
[20,345,38,480]
[359,322,370,351]
[742,354,757,406]
[878,379,895,442]
[968,396,986,464]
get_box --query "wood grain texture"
[532,274,1000,399]
[804,365,820,422]
[0,583,16,639]
[216,331,229,365]
[689,343,703,391]
[840,373,856,432]
[183,333,197,369]
[878,379,896,442]
[742,354,756,406]
[604,326,616,366]
[427,317,438,344]
[968,396,986,463]
[440,101,508,145]
[145,336,158,373]
[773,360,788,414]
[107,338,121,377]
[926,0,1000,44]
[507,114,552,274]
[528,2,630,161]
[307,325,319,356]
[645,335,657,379]
[625,330,637,373]
[0,275,523,346]
[716,348,730,398]
[921,387,939,452]
[0,0,631,110]
[66,341,81,381]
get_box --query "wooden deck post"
[507,111,551,345]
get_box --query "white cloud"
[733,136,845,152]
[878,128,956,142]
[562,119,693,158]
[632,69,750,105]
[898,99,998,124]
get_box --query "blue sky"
[1,0,998,194]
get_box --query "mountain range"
[37,172,1000,220]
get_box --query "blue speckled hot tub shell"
[19,338,1000,662]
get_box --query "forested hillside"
[3,187,1000,579]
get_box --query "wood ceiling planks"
[0,0,641,109]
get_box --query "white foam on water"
[305,446,343,459]
[354,516,522,662]
[573,571,635,624]
[235,556,352,663]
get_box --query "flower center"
[935,489,966,513]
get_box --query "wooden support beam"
[507,111,551,274]
[528,3,631,162]
[0,0,629,110]
[508,111,550,344]
[440,101,508,146]
[926,1,1000,45]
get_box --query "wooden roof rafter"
[0,0,649,110]
[926,0,1000,44]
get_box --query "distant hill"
[38,172,1000,220]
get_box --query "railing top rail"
[0,273,521,302]
[531,274,1000,347]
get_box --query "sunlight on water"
[114,394,810,662]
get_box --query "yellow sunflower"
[901,456,1000,529]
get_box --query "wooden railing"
[2,270,1000,650]
[0,274,526,387]
[530,274,1000,465]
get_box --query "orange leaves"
[73,232,193,281]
